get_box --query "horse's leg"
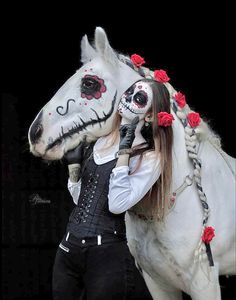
[142,270,182,300]
[189,262,221,300]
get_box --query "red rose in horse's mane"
[154,69,170,83]
[174,92,186,108]
[187,112,201,128]
[202,226,215,243]
[157,112,174,127]
[130,54,145,67]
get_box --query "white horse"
[28,27,236,299]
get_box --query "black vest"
[66,148,126,238]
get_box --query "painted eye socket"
[81,77,101,94]
[125,85,135,96]
[80,75,107,100]
[133,91,148,107]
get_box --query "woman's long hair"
[133,79,173,221]
[108,79,173,220]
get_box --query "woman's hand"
[64,141,90,183]
[63,141,87,165]
[119,116,139,150]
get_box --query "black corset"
[67,150,126,238]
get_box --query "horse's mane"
[172,100,222,150]
[185,105,222,149]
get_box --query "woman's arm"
[108,152,161,214]
[64,141,87,205]
[67,177,82,205]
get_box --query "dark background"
[2,3,235,300]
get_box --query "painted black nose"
[29,111,43,144]
[125,95,132,103]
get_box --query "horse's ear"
[80,35,97,64]
[95,27,118,65]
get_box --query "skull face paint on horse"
[28,28,142,160]
[118,81,153,123]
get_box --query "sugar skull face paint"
[118,81,153,121]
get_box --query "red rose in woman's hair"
[157,112,174,127]
[174,92,186,108]
[130,54,145,67]
[187,112,201,128]
[202,226,215,243]
[154,69,170,83]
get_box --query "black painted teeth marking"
[46,91,117,151]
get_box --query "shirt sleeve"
[67,179,82,205]
[108,151,161,214]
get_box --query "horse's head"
[28,27,142,160]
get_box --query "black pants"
[52,232,152,300]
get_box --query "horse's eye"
[133,91,148,107]
[81,77,101,94]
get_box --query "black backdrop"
[2,3,235,300]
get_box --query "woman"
[52,79,173,300]
[108,79,173,220]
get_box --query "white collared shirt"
[68,136,161,211]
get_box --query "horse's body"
[126,109,236,299]
[28,27,236,299]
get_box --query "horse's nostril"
[34,124,43,139]
[30,111,43,144]
[30,123,43,144]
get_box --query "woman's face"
[118,81,153,122]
